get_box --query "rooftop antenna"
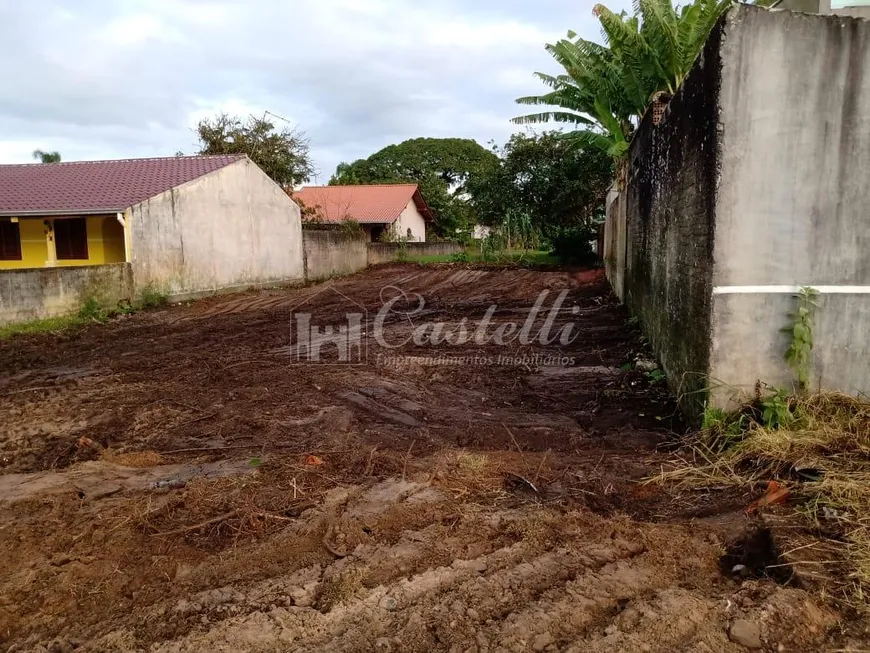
[263,110,319,186]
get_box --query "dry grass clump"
[652,392,870,610]
[100,449,164,468]
[432,450,504,500]
[134,466,314,549]
[454,451,491,474]
[316,566,366,611]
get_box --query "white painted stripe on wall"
[713,285,870,295]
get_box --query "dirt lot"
[0,264,855,651]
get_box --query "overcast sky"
[0,0,630,182]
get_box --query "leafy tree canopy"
[468,132,613,238]
[195,113,314,188]
[330,138,498,236]
[33,149,61,163]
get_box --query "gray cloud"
[0,0,631,180]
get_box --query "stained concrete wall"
[620,18,723,417]
[366,242,463,266]
[302,230,368,282]
[603,188,626,300]
[710,6,870,406]
[129,158,303,296]
[607,5,870,419]
[0,263,132,325]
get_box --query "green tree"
[33,150,62,163]
[468,132,613,238]
[514,0,728,162]
[330,138,498,236]
[195,113,314,187]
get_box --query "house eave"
[0,208,127,218]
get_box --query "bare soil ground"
[0,264,855,652]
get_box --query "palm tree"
[514,0,729,165]
[33,149,62,163]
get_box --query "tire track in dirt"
[101,482,832,653]
[0,265,844,651]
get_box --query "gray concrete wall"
[603,188,626,301]
[129,158,304,296]
[710,6,870,406]
[302,230,368,281]
[619,18,723,418]
[607,5,870,419]
[367,242,463,265]
[0,263,133,325]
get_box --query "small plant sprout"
[784,286,820,391]
[760,387,794,429]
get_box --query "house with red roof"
[0,155,304,300]
[293,184,433,242]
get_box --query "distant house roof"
[0,154,246,217]
[293,184,434,224]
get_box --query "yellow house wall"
[0,219,47,269]
[54,216,126,267]
[0,215,126,269]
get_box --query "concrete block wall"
[606,5,870,420]
[302,230,368,282]
[0,263,133,325]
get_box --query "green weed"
[136,285,168,310]
[784,286,820,390]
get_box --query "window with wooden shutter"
[54,218,89,260]
[0,221,22,260]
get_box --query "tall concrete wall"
[302,230,368,282]
[620,19,723,417]
[603,188,626,300]
[710,6,870,406]
[0,263,132,325]
[129,158,304,296]
[607,5,870,419]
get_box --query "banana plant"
[514,0,729,166]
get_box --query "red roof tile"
[293,184,433,224]
[0,155,246,216]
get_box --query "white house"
[294,184,433,242]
